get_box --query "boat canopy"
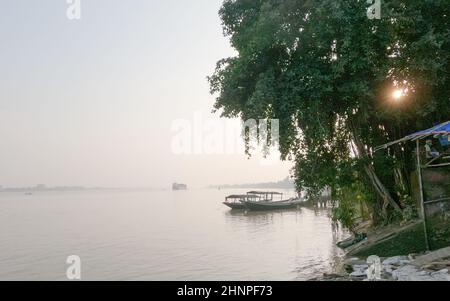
[247,191,283,195]
[226,194,259,199]
[374,121,450,152]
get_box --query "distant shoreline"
[0,187,165,193]
[207,177,295,190]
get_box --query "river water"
[0,188,347,280]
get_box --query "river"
[0,188,347,280]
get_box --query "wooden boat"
[223,194,259,210]
[243,198,303,211]
[223,191,303,211]
[242,191,303,211]
[247,191,284,201]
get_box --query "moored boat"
[243,198,303,211]
[223,191,303,211]
[243,191,303,211]
[223,194,259,210]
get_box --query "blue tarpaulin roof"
[374,121,450,152]
[410,121,450,137]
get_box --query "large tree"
[209,0,450,223]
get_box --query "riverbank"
[310,247,450,281]
[309,220,450,281]
[324,247,450,281]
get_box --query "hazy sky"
[0,0,292,188]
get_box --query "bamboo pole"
[426,163,450,168]
[416,139,430,251]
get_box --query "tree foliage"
[209,0,450,223]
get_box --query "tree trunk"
[363,163,402,212]
[350,126,402,213]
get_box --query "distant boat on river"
[172,183,187,191]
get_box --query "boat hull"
[223,202,247,210]
[243,200,302,211]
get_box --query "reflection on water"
[224,203,348,280]
[0,189,348,280]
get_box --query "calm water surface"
[0,189,347,280]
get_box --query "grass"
[351,216,450,257]
[352,223,428,257]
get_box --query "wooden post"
[416,139,430,251]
